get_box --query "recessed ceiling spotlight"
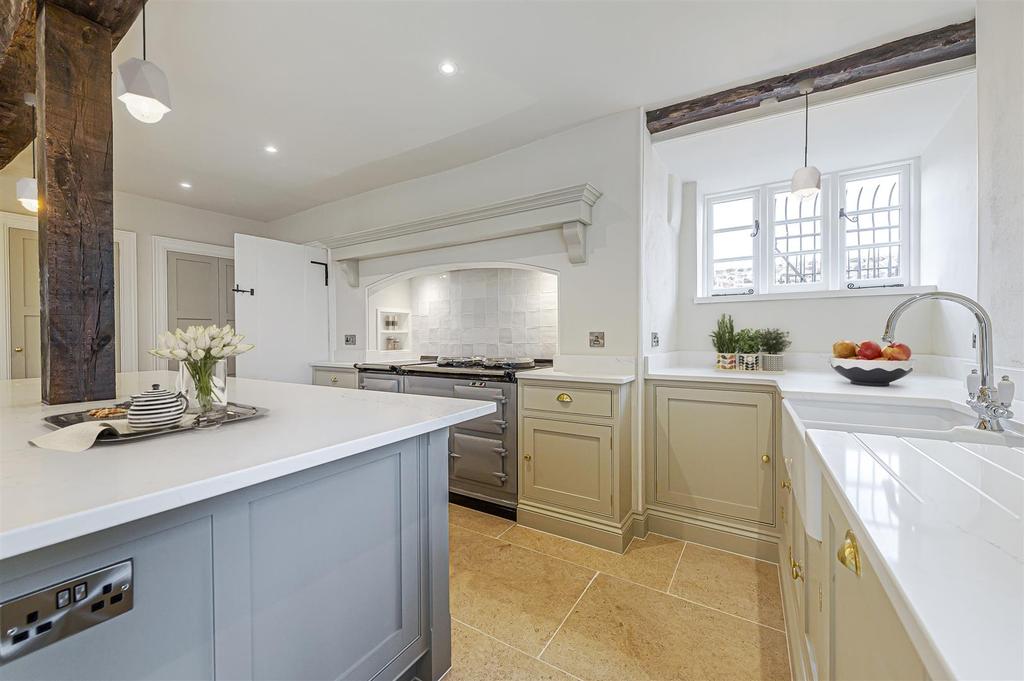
[179,181,192,189]
[264,145,278,154]
[438,61,458,76]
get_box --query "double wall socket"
[589,331,605,348]
[0,560,134,664]
[344,334,357,346]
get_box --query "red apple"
[882,343,912,361]
[856,340,883,360]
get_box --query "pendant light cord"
[803,93,809,168]
[142,4,147,61]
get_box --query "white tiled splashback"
[409,268,558,358]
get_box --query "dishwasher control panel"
[1,560,133,665]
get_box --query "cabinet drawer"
[522,385,612,418]
[313,368,357,389]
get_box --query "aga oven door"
[449,432,510,490]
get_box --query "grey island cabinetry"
[0,372,495,681]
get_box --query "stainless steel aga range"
[355,357,547,513]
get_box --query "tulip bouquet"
[149,325,254,417]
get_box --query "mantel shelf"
[314,184,602,287]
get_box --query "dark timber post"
[36,2,116,404]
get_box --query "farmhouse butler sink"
[786,398,1023,445]
[781,397,1024,542]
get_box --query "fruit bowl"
[830,358,913,386]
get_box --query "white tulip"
[190,348,205,361]
[222,345,237,356]
[171,349,189,360]
[220,325,234,340]
[186,340,197,353]
[210,336,225,349]
[175,338,188,351]
[205,324,218,336]
[175,328,187,342]
[197,331,210,350]
[210,347,226,358]
[230,334,243,346]
[234,343,255,355]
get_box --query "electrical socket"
[651,332,660,348]
[589,331,605,348]
[344,334,357,346]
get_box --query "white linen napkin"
[30,420,134,453]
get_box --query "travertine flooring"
[445,504,791,681]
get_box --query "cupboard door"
[653,387,773,523]
[521,417,613,516]
[825,489,926,681]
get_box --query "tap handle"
[998,375,1015,407]
[966,369,981,396]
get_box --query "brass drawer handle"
[329,375,338,383]
[781,479,792,490]
[14,347,23,353]
[761,454,771,464]
[837,530,862,576]
[556,393,573,403]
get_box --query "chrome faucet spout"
[882,291,1010,431]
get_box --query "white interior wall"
[657,72,979,357]
[920,85,979,360]
[272,109,644,361]
[113,192,276,368]
[641,131,682,354]
[977,1,1024,369]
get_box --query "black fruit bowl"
[829,358,913,386]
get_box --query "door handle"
[492,472,508,483]
[837,530,862,576]
[493,447,507,456]
[13,347,23,353]
[493,419,508,430]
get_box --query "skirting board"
[517,506,635,554]
[631,508,780,563]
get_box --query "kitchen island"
[0,372,495,681]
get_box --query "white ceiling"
[94,1,974,221]
[655,70,977,194]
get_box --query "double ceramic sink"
[781,396,1023,540]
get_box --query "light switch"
[73,582,87,602]
[56,589,70,609]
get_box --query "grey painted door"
[166,251,234,374]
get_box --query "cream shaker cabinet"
[821,483,927,681]
[521,418,614,517]
[650,385,774,524]
[517,378,633,553]
[312,366,358,389]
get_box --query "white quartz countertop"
[0,371,494,561]
[645,366,1002,408]
[809,429,1024,681]
[309,361,357,369]
[518,367,636,385]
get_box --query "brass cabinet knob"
[330,375,338,383]
[14,347,23,353]
[781,479,792,490]
[523,454,533,461]
[761,454,771,464]
[837,530,862,576]
[556,393,573,403]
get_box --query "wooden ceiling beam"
[646,20,976,136]
[0,0,146,169]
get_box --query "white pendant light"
[115,6,171,124]
[790,79,820,198]
[16,134,38,213]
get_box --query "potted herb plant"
[759,328,791,372]
[709,314,737,370]
[735,328,762,371]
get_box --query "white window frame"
[703,188,760,297]
[835,161,915,291]
[700,159,918,299]
[762,178,831,294]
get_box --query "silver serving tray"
[42,402,269,443]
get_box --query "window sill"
[694,285,937,305]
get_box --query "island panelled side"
[0,430,451,681]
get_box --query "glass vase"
[177,359,228,427]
